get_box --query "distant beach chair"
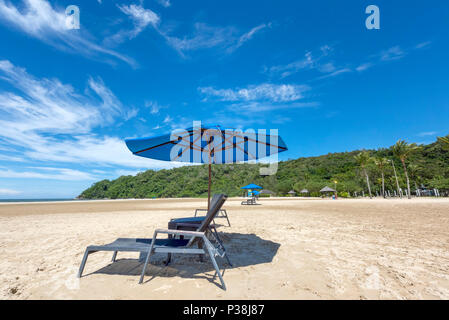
[77,194,229,289]
[241,195,257,205]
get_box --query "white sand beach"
[1,197,449,300]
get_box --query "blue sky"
[0,0,448,198]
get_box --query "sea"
[0,198,76,203]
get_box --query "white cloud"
[0,60,182,171]
[417,131,437,137]
[356,63,372,72]
[266,47,335,78]
[226,23,269,53]
[415,41,431,49]
[199,83,310,103]
[145,101,166,114]
[115,169,140,177]
[0,0,135,66]
[0,188,21,195]
[225,101,318,113]
[0,167,96,181]
[163,22,238,53]
[161,22,268,56]
[0,60,121,135]
[315,68,352,80]
[380,46,405,61]
[105,4,160,46]
[156,0,171,8]
[163,115,173,123]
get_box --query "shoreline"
[1,195,447,206]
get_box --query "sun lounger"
[241,196,257,205]
[167,194,232,266]
[194,208,231,226]
[77,194,229,289]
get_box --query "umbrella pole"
[208,163,211,211]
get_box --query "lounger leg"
[165,253,172,266]
[222,210,231,227]
[77,249,90,278]
[139,251,151,284]
[223,252,233,267]
[210,227,232,267]
[198,241,204,262]
[139,237,156,284]
[111,251,118,262]
[205,246,226,290]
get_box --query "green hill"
[78,136,449,199]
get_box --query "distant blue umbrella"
[125,123,288,208]
[241,183,263,190]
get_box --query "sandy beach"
[1,197,449,300]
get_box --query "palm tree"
[407,164,421,191]
[392,140,419,199]
[374,157,389,198]
[354,151,373,199]
[389,159,402,197]
[437,135,449,151]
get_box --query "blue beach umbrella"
[125,124,288,209]
[241,183,263,190]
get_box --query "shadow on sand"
[84,232,280,289]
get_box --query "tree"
[407,164,421,190]
[374,157,389,198]
[437,135,449,151]
[392,140,419,199]
[354,151,373,198]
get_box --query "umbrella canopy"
[300,189,309,193]
[260,189,274,194]
[125,124,287,208]
[253,190,260,195]
[320,186,336,193]
[288,190,296,194]
[241,183,263,190]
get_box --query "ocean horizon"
[0,198,75,203]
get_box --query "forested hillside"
[79,136,449,199]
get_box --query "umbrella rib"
[231,132,287,150]
[134,140,175,154]
[222,134,256,160]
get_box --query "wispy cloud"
[156,0,171,8]
[145,101,166,114]
[415,41,431,49]
[199,83,310,103]
[266,45,333,78]
[0,60,184,172]
[357,42,431,73]
[163,22,238,54]
[417,131,437,137]
[0,188,21,195]
[199,82,316,127]
[161,22,269,57]
[104,4,160,46]
[380,46,406,61]
[225,101,318,113]
[226,23,269,53]
[0,0,136,66]
[268,41,432,80]
[0,167,96,181]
